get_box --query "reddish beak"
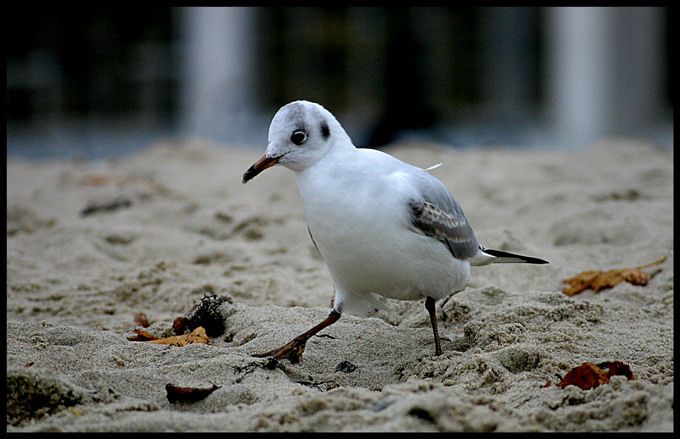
[242,155,280,183]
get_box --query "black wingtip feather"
[483,248,549,264]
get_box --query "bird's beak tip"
[242,155,280,184]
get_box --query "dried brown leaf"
[134,312,150,328]
[127,329,160,341]
[128,326,209,346]
[562,257,666,296]
[555,361,636,390]
[556,362,610,389]
[166,383,220,403]
[147,326,209,346]
[172,316,190,334]
[598,361,636,381]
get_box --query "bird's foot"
[253,339,307,364]
[252,310,341,364]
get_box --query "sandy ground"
[6,137,673,432]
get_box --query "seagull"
[243,100,547,363]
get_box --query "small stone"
[335,360,357,373]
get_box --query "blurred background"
[7,6,673,160]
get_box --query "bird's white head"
[243,100,350,183]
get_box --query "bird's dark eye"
[291,130,307,145]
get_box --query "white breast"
[294,149,470,314]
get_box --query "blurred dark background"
[6,7,673,159]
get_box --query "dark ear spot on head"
[320,121,330,140]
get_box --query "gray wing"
[408,171,480,260]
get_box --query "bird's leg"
[253,310,341,364]
[425,297,443,356]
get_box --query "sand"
[6,137,673,432]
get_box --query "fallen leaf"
[128,326,209,346]
[562,257,666,296]
[555,361,636,390]
[172,316,190,334]
[148,326,209,346]
[556,362,609,390]
[134,312,150,328]
[597,360,636,381]
[127,329,160,341]
[166,383,219,403]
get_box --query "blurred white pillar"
[179,7,256,140]
[545,7,613,149]
[545,7,666,148]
